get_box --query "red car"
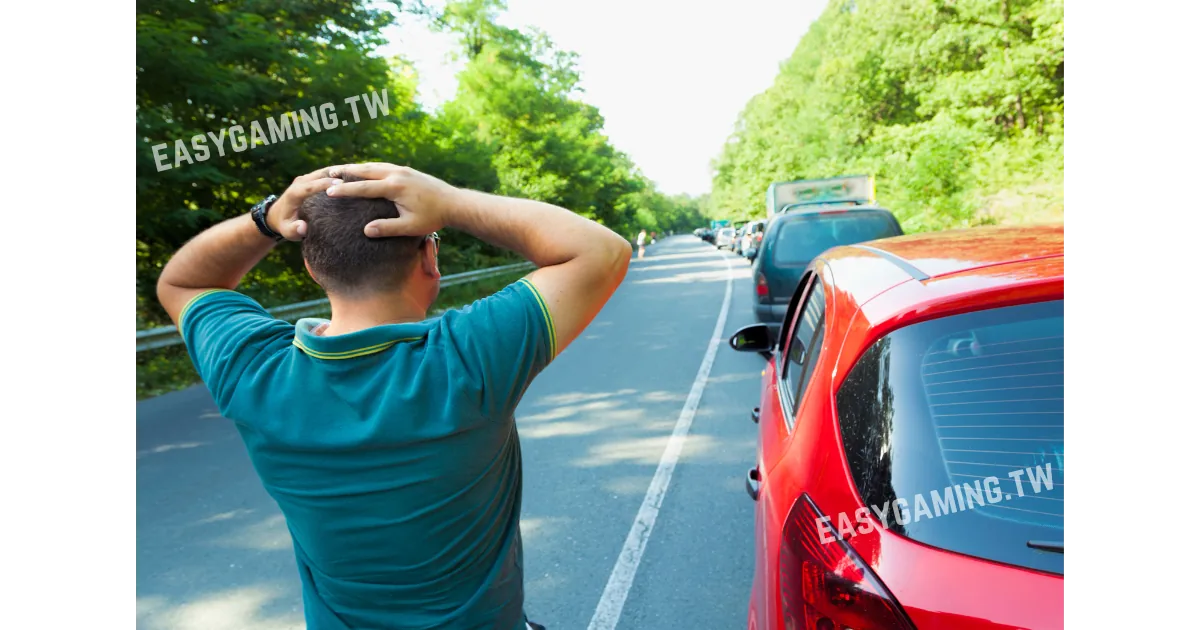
[729,225,1064,629]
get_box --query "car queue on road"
[694,179,1065,629]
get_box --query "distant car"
[715,227,738,249]
[729,225,1065,630]
[698,228,715,243]
[752,205,902,333]
[732,225,748,255]
[740,220,766,260]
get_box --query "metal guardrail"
[136,261,535,352]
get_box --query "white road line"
[586,248,735,630]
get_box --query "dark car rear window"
[836,300,1063,575]
[771,211,900,265]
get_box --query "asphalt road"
[136,235,766,630]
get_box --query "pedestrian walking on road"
[155,163,631,630]
[636,228,647,259]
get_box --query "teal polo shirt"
[179,278,557,630]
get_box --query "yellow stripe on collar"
[292,337,423,360]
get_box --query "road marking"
[587,248,734,630]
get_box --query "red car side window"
[777,271,812,359]
[781,278,826,431]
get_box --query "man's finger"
[296,166,336,183]
[279,219,308,242]
[326,179,396,199]
[329,162,399,181]
[292,177,342,198]
[364,217,420,238]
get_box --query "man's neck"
[320,292,428,337]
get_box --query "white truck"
[765,174,876,220]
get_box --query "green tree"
[710,0,1064,231]
[136,0,704,327]
[136,0,419,325]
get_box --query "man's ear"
[420,242,441,279]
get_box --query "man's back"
[182,280,555,629]
[157,163,630,629]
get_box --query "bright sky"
[377,0,827,196]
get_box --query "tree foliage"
[710,0,1064,231]
[136,0,699,328]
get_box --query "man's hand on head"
[325,163,460,238]
[268,167,344,241]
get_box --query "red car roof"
[863,224,1063,278]
[821,224,1064,319]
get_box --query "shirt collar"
[292,317,430,360]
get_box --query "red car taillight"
[755,273,769,300]
[779,494,914,630]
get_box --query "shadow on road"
[515,236,764,629]
[138,389,305,630]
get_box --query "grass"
[135,269,533,401]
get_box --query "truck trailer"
[764,174,876,220]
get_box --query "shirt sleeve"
[441,278,556,420]
[178,289,294,414]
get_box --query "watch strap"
[251,195,284,242]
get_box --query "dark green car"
[751,204,903,333]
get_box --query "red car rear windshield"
[836,300,1064,575]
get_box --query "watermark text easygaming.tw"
[150,89,391,172]
[816,463,1056,544]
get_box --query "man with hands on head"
[156,163,632,630]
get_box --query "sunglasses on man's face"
[426,232,440,255]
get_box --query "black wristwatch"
[250,195,284,242]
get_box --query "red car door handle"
[745,467,761,501]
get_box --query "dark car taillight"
[755,272,769,300]
[779,494,914,630]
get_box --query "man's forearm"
[444,189,628,268]
[158,214,276,292]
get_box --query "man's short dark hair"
[298,175,425,296]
